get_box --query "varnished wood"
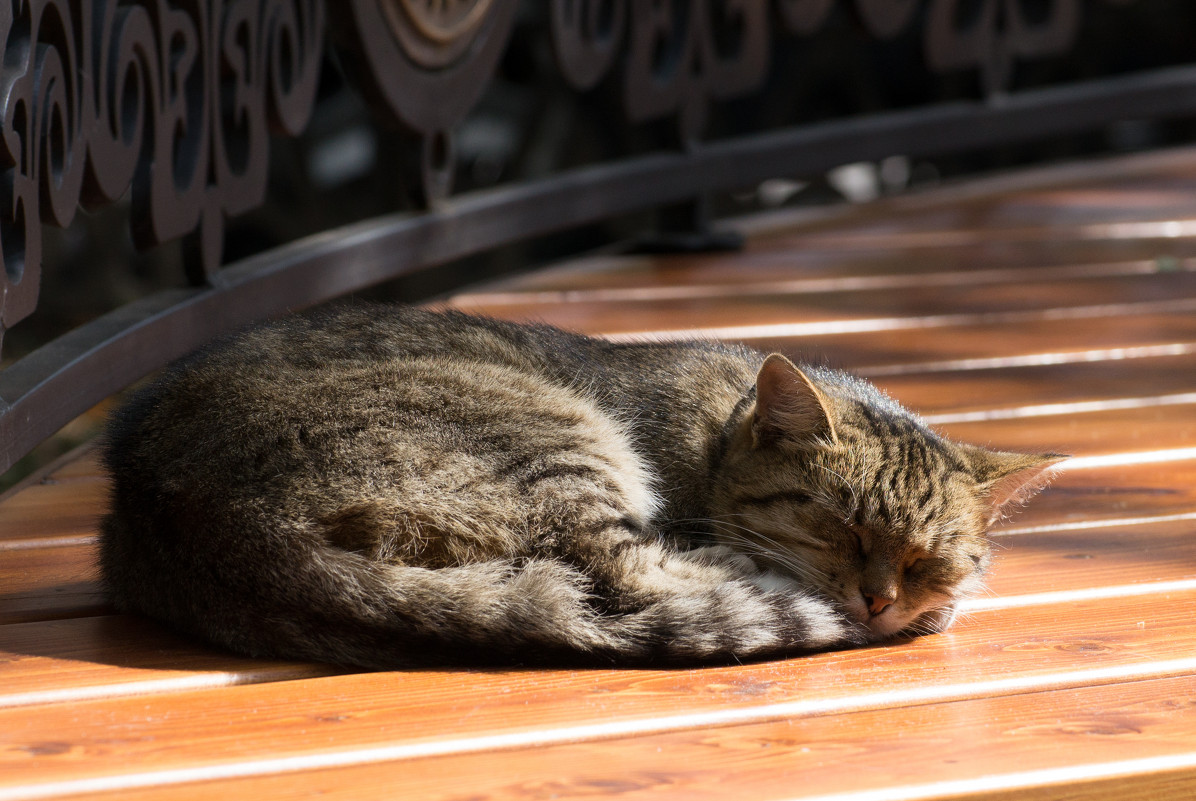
[445,273,1196,336]
[996,459,1196,530]
[874,351,1196,415]
[5,590,1196,794]
[762,311,1196,372]
[0,478,105,544]
[454,256,1196,300]
[35,676,1196,801]
[934,402,1196,457]
[9,149,1196,800]
[0,616,333,709]
[0,543,106,625]
[985,517,1196,598]
[5,447,1196,625]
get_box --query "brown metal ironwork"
[0,0,324,356]
[328,0,517,204]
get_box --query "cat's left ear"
[969,449,1067,525]
[753,354,838,447]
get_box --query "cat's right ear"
[753,354,838,447]
[968,449,1068,525]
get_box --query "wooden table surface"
[6,148,1196,800]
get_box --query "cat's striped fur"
[101,304,1059,667]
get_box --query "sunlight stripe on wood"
[0,535,97,551]
[998,510,1196,536]
[450,260,1196,306]
[964,578,1196,612]
[923,392,1196,424]
[598,298,1196,342]
[774,753,1196,801]
[1060,447,1196,469]
[860,343,1196,376]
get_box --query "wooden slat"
[873,351,1196,416]
[446,273,1196,336]
[5,589,1196,796]
[9,343,1193,553]
[40,675,1196,801]
[41,447,105,480]
[5,445,1194,626]
[0,543,106,625]
[454,256,1196,300]
[998,459,1196,530]
[0,479,104,544]
[5,506,1192,654]
[934,402,1196,458]
[985,517,1196,598]
[756,310,1196,371]
[0,615,333,709]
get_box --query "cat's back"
[105,304,599,487]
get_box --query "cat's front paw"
[903,604,960,637]
[779,591,869,651]
[682,544,760,576]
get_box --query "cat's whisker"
[676,528,829,589]
[709,529,832,586]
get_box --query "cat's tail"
[103,517,857,668]
[255,551,638,667]
[255,546,857,667]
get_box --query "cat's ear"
[753,354,838,446]
[969,449,1067,525]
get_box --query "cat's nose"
[863,592,894,617]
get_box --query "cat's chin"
[904,605,960,637]
[861,604,960,642]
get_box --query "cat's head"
[712,353,1063,642]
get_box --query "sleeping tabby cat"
[101,304,1060,668]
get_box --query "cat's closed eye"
[847,525,866,554]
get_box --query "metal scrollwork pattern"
[551,0,1138,147]
[551,0,770,143]
[328,0,518,205]
[926,0,1080,96]
[0,0,324,351]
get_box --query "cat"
[100,303,1061,668]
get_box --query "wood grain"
[755,311,1196,372]
[445,273,1196,336]
[0,615,334,709]
[984,516,1196,598]
[5,508,1193,642]
[453,256,1196,300]
[934,402,1196,457]
[996,458,1196,530]
[0,478,105,544]
[5,589,1196,795]
[0,543,107,625]
[35,675,1196,801]
[875,351,1196,416]
[5,448,1195,629]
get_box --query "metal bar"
[5,63,1196,473]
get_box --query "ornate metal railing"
[2,0,1195,474]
